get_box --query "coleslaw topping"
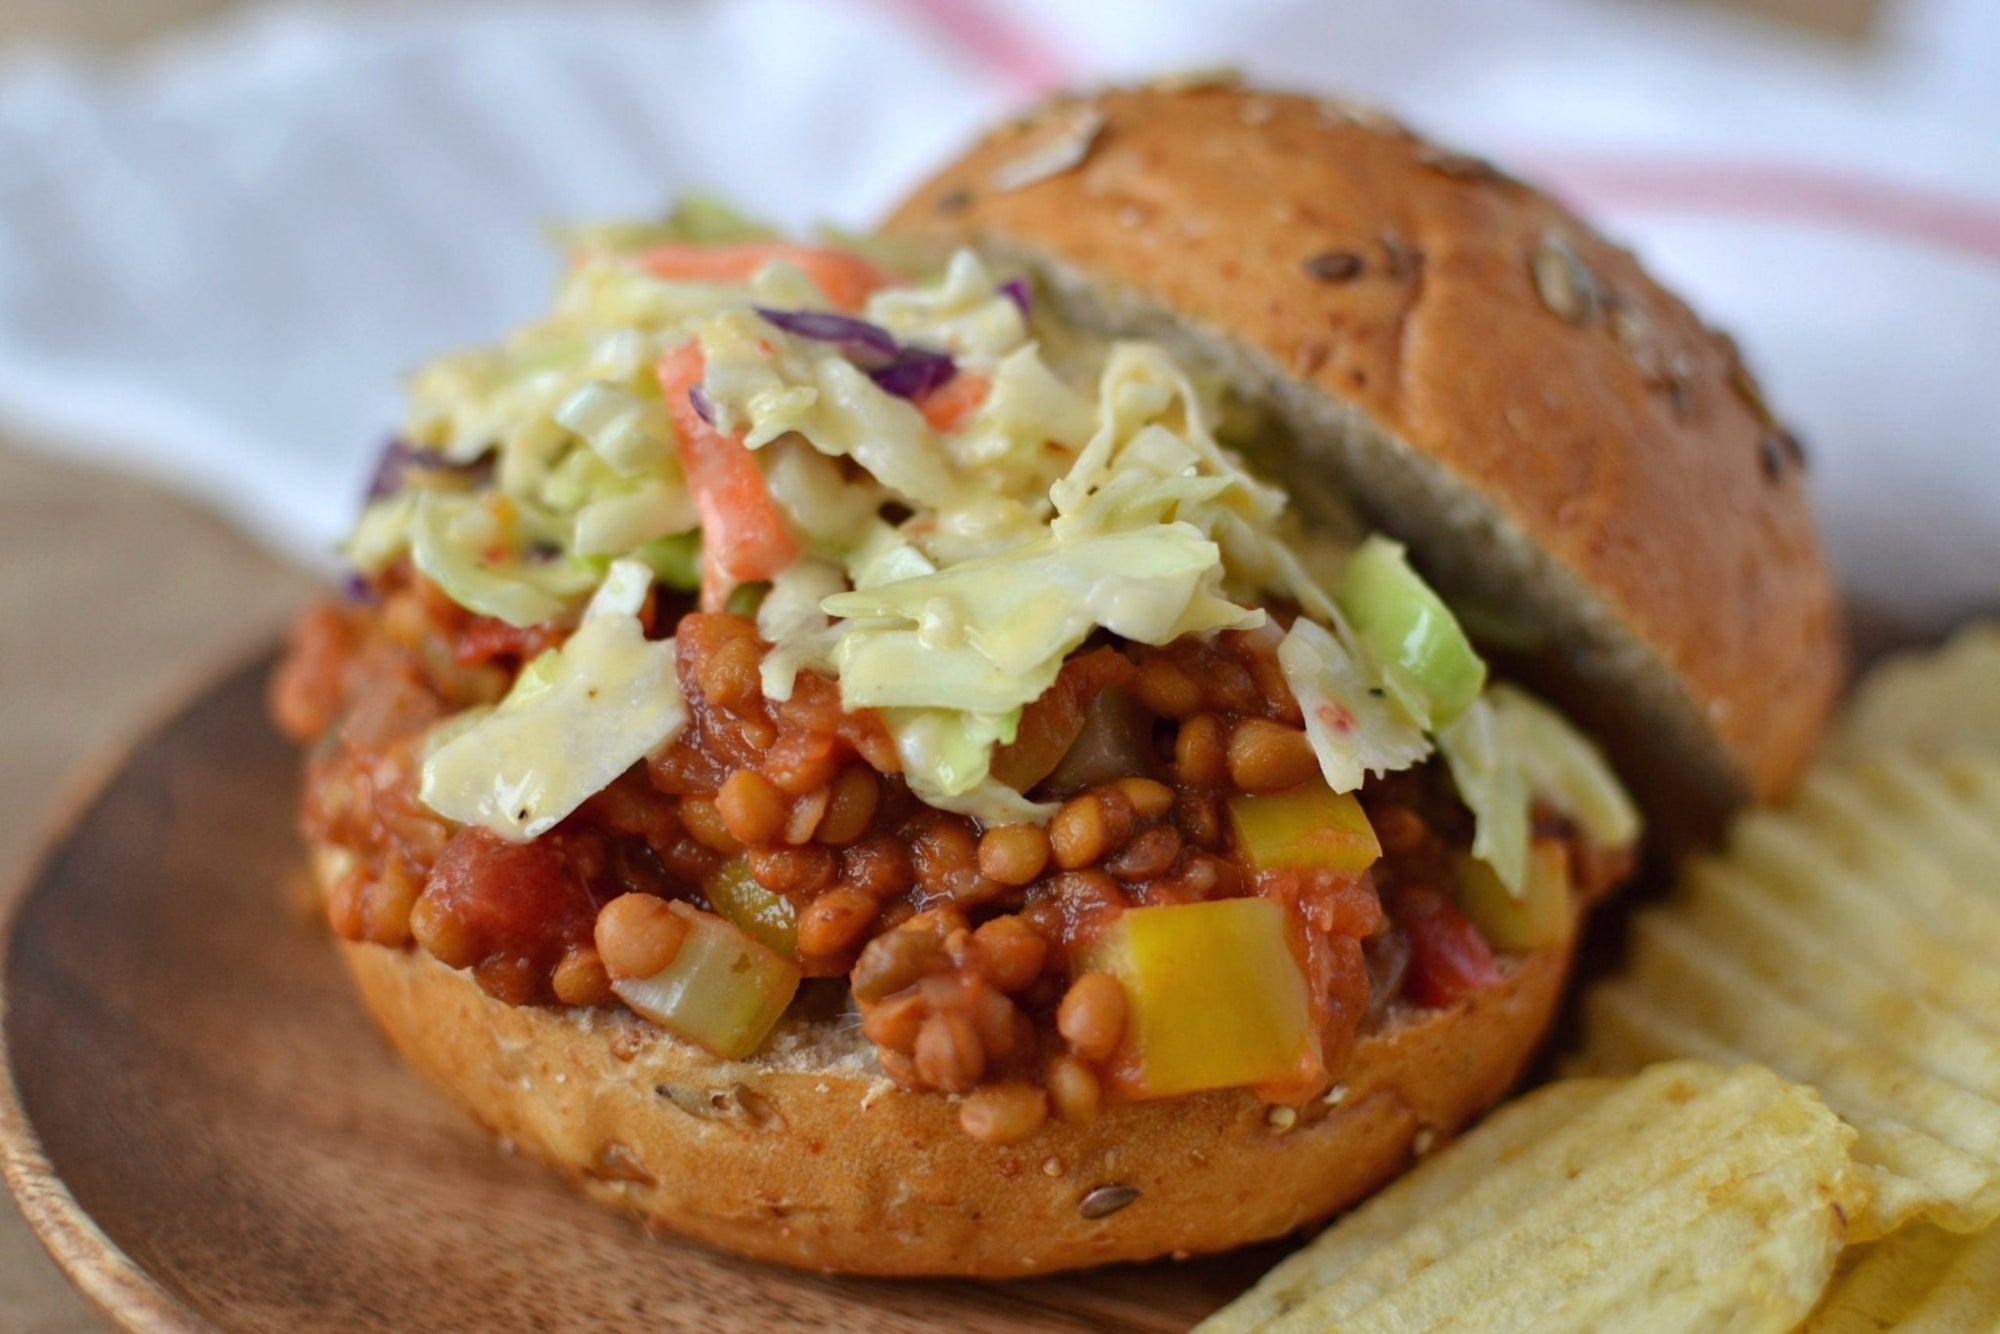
[350,201,1634,887]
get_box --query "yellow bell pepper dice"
[612,904,800,1060]
[1085,898,1322,1100]
[1451,839,1573,953]
[1228,784,1383,874]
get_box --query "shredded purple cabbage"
[364,439,422,501]
[998,277,1032,315]
[752,306,898,368]
[688,383,718,426]
[340,571,376,604]
[363,438,491,502]
[870,348,958,400]
[752,305,958,402]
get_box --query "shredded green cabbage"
[1436,683,1641,894]
[419,559,687,841]
[881,707,1047,825]
[1491,684,1642,849]
[1278,617,1432,793]
[1436,694,1533,895]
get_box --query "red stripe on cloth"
[861,0,1080,94]
[1527,154,2000,268]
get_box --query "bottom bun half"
[334,876,1577,1277]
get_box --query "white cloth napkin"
[2,0,1996,624]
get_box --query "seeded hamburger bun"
[881,80,1844,833]
[336,898,1576,1277]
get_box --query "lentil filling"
[274,565,1630,1142]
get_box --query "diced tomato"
[1391,884,1503,1008]
[409,827,609,1004]
[1255,870,1380,1094]
[634,242,890,311]
[656,342,801,612]
[1257,868,1386,940]
[915,370,991,433]
[988,648,1138,792]
[452,614,566,668]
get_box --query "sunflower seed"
[1533,229,1598,325]
[1317,98,1401,134]
[1760,431,1787,482]
[589,1142,657,1186]
[990,106,1106,193]
[1667,373,1695,420]
[934,186,974,216]
[1080,1184,1141,1219]
[1729,355,1776,424]
[1609,298,1650,349]
[1381,230,1424,282]
[1417,144,1504,182]
[654,1081,776,1127]
[1303,250,1364,282]
[1146,66,1242,94]
[1761,428,1809,478]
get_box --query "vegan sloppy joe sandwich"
[269,80,1843,1277]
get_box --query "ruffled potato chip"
[1198,1061,1860,1334]
[1802,1222,2000,1331]
[1578,752,2000,1240]
[1836,623,2000,760]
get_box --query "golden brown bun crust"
[338,927,1574,1278]
[882,83,1843,815]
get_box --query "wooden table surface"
[0,4,318,1325]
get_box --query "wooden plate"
[0,655,1271,1331]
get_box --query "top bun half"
[881,81,1844,831]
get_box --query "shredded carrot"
[635,242,890,311]
[656,342,800,612]
[916,370,992,433]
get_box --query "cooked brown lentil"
[1056,971,1128,1063]
[748,843,837,896]
[594,892,688,981]
[969,915,1048,993]
[795,886,879,958]
[976,823,1051,886]
[715,768,787,846]
[1174,713,1228,787]
[1226,718,1320,791]
[1049,788,1136,870]
[1045,1055,1102,1124]
[913,1009,986,1093]
[815,767,880,846]
[1114,776,1175,821]
[550,945,614,1007]
[958,1082,1050,1144]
